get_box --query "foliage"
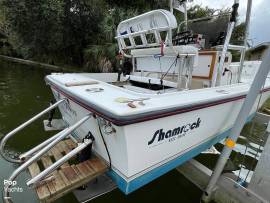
[0,1,246,71]
[1,0,105,65]
[231,22,246,45]
[106,0,168,11]
[188,5,216,19]
[231,23,246,61]
[83,43,118,72]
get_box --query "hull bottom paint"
[108,114,253,194]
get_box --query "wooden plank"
[50,147,69,168]
[28,139,109,203]
[59,141,71,154]
[41,156,53,168]
[72,165,84,180]
[86,158,107,172]
[46,149,53,157]
[46,163,107,203]
[28,162,41,177]
[55,142,66,155]
[55,141,71,155]
[45,180,56,195]
[64,139,77,150]
[28,163,51,200]
[40,156,57,195]
[76,162,95,178]
[36,185,51,201]
[61,166,80,184]
[58,170,71,186]
[53,172,66,191]
[46,171,67,201]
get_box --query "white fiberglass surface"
[46,73,270,117]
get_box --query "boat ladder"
[0,100,108,203]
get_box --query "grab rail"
[0,99,66,163]
[19,128,69,161]
[3,114,91,203]
[27,139,93,187]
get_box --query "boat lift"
[172,0,270,202]
[177,111,270,203]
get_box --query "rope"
[236,121,253,181]
[97,119,112,169]
[160,40,164,56]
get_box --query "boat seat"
[130,45,198,74]
[131,45,198,57]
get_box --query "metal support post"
[202,49,270,202]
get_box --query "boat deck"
[28,138,108,203]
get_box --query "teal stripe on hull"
[107,114,254,194]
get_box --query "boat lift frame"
[177,111,270,203]
[171,1,270,202]
[201,0,270,201]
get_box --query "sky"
[189,0,270,46]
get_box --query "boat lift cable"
[237,82,265,182]
[244,140,263,183]
[236,121,254,182]
[244,89,265,182]
[97,118,112,169]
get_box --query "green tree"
[187,5,216,19]
[0,1,246,70]
[2,0,105,65]
[231,22,246,45]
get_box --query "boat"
[1,0,270,201]
[44,8,270,194]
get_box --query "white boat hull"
[48,83,270,194]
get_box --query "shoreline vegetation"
[0,54,81,72]
[0,0,245,72]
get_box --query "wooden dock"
[28,138,108,203]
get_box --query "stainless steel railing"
[27,138,93,187]
[0,99,66,163]
[19,128,69,161]
[3,114,92,203]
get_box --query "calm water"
[0,60,266,203]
